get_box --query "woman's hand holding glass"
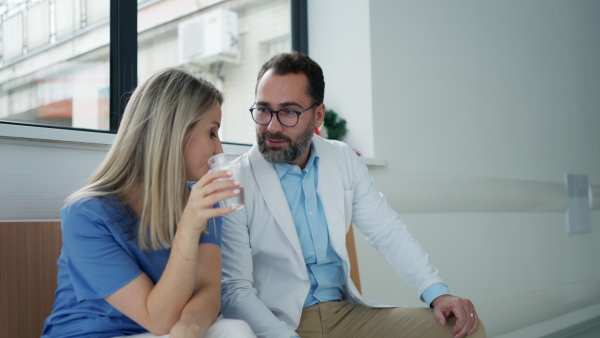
[181,170,241,233]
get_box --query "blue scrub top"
[42,194,221,337]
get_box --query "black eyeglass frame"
[249,103,319,127]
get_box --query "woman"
[42,68,255,338]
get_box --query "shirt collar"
[274,141,320,179]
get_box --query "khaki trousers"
[296,301,486,338]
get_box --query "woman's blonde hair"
[69,68,223,250]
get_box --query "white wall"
[307,0,374,157]
[310,1,600,337]
[0,125,249,221]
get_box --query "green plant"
[323,109,347,141]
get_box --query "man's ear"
[315,103,326,128]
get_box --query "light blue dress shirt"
[274,147,344,307]
[275,145,451,310]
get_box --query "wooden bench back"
[1,221,62,338]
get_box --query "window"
[0,0,111,131]
[136,0,298,144]
[0,0,306,145]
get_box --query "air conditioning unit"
[178,9,240,67]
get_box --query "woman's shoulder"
[61,193,134,236]
[63,193,123,216]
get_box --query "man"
[220,51,485,338]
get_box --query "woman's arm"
[105,171,238,335]
[104,225,201,335]
[169,243,222,337]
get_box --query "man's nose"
[266,113,285,133]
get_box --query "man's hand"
[431,294,479,338]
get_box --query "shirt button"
[293,167,298,171]
[309,211,313,216]
[317,244,321,248]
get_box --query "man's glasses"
[249,103,319,127]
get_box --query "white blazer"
[220,135,444,338]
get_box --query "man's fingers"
[436,314,446,326]
[452,305,477,338]
[468,311,479,335]
[433,307,447,326]
[452,316,473,338]
[432,295,481,337]
[451,314,466,335]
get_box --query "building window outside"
[0,0,291,145]
[0,0,110,131]
[138,0,291,144]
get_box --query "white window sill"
[1,123,381,167]
[360,157,387,167]
[0,123,115,146]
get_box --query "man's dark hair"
[256,51,325,105]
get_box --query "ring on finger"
[199,186,208,197]
[470,313,474,318]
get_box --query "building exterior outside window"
[0,0,291,145]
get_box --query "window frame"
[291,0,308,54]
[109,0,137,133]
[0,0,307,144]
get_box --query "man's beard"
[257,117,315,165]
